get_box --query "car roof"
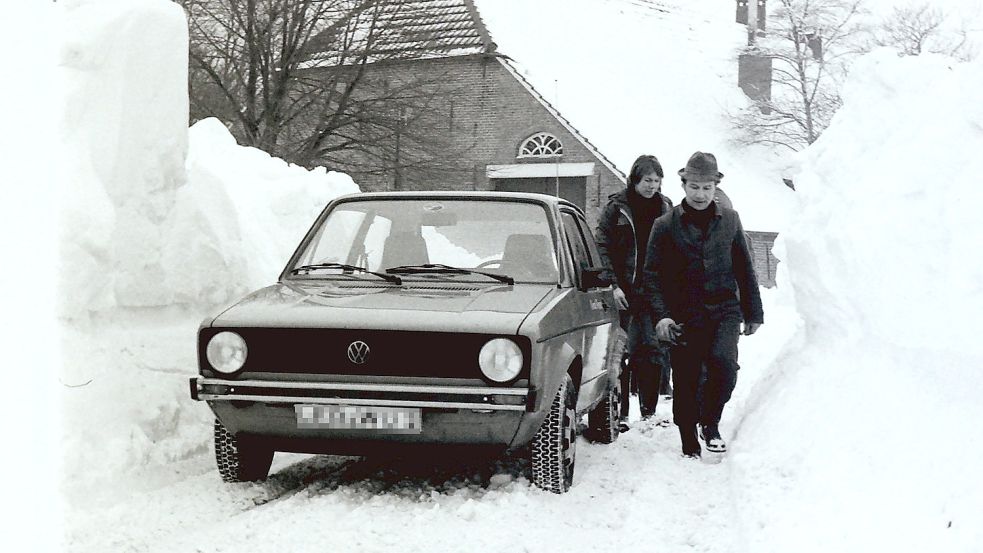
[334,190,584,215]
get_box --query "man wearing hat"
[640,151,764,458]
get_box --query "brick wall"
[746,230,778,288]
[319,54,624,230]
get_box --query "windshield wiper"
[290,262,402,285]
[385,264,514,285]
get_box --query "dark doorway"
[491,176,587,212]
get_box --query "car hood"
[207,280,555,334]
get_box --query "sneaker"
[679,425,701,458]
[618,419,631,433]
[700,424,727,453]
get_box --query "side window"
[575,214,602,267]
[560,211,591,275]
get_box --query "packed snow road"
[66,421,742,553]
[61,312,749,553]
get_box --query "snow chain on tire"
[214,419,274,483]
[587,377,620,444]
[531,374,577,494]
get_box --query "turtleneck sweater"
[626,185,664,280]
[682,198,716,232]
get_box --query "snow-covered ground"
[14,0,983,551]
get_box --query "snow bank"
[732,50,983,553]
[56,0,358,501]
[57,1,358,320]
[178,118,358,302]
[57,0,189,315]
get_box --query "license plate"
[295,404,422,433]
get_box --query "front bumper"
[190,377,540,451]
[190,377,537,412]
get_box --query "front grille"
[199,328,530,382]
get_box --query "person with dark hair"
[642,151,764,458]
[595,154,673,432]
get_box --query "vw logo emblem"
[347,341,370,364]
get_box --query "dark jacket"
[641,203,764,325]
[595,189,672,305]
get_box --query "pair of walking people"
[596,152,764,458]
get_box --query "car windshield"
[289,199,559,283]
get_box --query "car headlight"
[478,338,523,382]
[206,331,248,374]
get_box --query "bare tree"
[180,0,475,187]
[866,3,977,61]
[732,0,866,151]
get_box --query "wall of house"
[339,54,624,230]
[746,230,778,288]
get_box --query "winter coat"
[595,189,672,306]
[640,203,764,326]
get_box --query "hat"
[678,151,724,182]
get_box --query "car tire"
[530,374,577,494]
[214,419,274,483]
[587,377,620,444]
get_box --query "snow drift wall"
[785,50,983,354]
[57,0,359,320]
[58,0,189,315]
[732,50,983,553]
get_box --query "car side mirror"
[579,266,608,291]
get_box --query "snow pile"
[57,1,357,321]
[474,0,795,231]
[56,0,358,500]
[57,0,189,316]
[731,50,983,553]
[180,118,358,301]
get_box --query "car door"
[558,210,619,411]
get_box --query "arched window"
[518,132,563,158]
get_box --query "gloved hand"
[613,287,629,311]
[655,318,685,345]
[743,322,762,336]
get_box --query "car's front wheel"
[214,419,274,483]
[587,377,620,444]
[530,374,577,493]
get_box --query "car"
[190,191,625,493]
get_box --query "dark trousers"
[669,312,741,428]
[619,312,666,418]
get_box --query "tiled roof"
[306,0,495,66]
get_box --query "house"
[302,0,625,230]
